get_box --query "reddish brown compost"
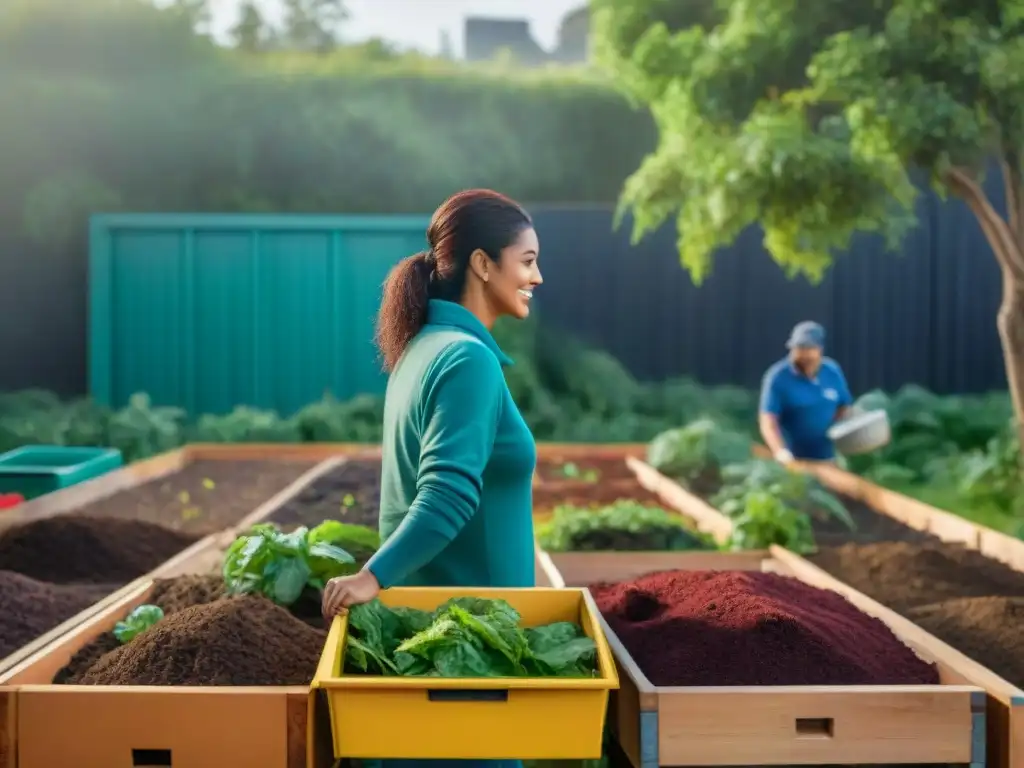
[591,569,939,687]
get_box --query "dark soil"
[533,479,664,513]
[0,571,115,657]
[535,457,636,483]
[271,459,381,531]
[55,574,328,687]
[809,541,1024,687]
[76,460,315,534]
[74,596,326,686]
[591,569,939,687]
[906,597,1024,688]
[0,515,200,584]
[809,541,1024,614]
[809,494,931,546]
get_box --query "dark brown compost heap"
[906,597,1024,687]
[809,541,1024,613]
[591,569,939,687]
[0,515,199,584]
[56,575,326,687]
[0,571,113,657]
[75,596,325,686]
[810,541,1024,687]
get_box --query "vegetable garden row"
[0,441,1020,767]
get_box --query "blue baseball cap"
[786,321,825,349]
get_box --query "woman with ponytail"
[322,190,542,766]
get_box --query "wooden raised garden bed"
[541,545,985,768]
[0,578,334,768]
[631,457,1023,768]
[0,449,349,678]
[0,450,381,768]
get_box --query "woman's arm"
[364,341,503,588]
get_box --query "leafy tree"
[164,0,211,35]
[282,0,348,53]
[232,1,270,52]
[593,0,1024,448]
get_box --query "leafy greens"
[344,597,599,678]
[113,604,164,643]
[222,520,379,606]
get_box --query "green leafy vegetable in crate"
[535,500,714,552]
[113,604,165,643]
[223,521,379,606]
[344,597,598,678]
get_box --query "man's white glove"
[774,448,795,465]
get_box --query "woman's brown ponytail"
[375,251,433,372]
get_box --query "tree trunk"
[996,270,1024,453]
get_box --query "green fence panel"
[89,214,430,415]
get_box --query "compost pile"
[591,569,939,686]
[0,516,200,658]
[810,541,1024,686]
[55,574,327,687]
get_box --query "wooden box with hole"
[538,546,986,768]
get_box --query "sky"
[207,0,586,56]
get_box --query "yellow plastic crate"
[311,586,619,760]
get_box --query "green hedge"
[0,0,656,253]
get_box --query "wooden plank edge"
[184,443,381,461]
[0,447,187,532]
[626,457,733,544]
[226,457,347,537]
[756,441,1024,573]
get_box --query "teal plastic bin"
[0,446,123,500]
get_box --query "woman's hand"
[322,569,381,621]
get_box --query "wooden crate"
[0,456,352,768]
[0,581,334,768]
[0,457,343,678]
[540,546,986,768]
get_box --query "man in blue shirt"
[759,321,854,463]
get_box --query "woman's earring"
[483,274,489,282]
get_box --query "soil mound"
[591,569,938,687]
[73,595,326,686]
[0,570,113,657]
[908,596,1024,688]
[0,515,199,584]
[151,573,226,614]
[809,541,1024,613]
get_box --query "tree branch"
[1005,150,1024,243]
[947,166,1024,284]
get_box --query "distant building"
[464,17,549,65]
[553,5,589,63]
[463,7,589,66]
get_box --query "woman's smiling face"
[487,226,542,320]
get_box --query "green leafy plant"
[559,462,599,483]
[712,460,854,530]
[957,421,1023,515]
[113,604,164,643]
[536,500,714,552]
[646,418,753,495]
[222,521,379,606]
[727,492,815,553]
[344,597,598,678]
